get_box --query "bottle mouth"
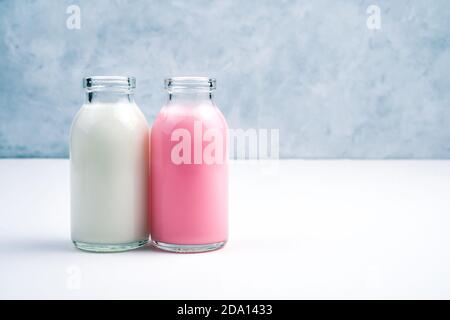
[83,76,136,92]
[164,76,216,93]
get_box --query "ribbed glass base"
[151,240,226,253]
[73,239,148,253]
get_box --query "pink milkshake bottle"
[150,77,228,253]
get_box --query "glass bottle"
[150,77,228,253]
[70,76,149,252]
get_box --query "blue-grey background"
[0,0,449,158]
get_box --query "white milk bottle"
[70,76,149,252]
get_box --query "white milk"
[70,76,149,252]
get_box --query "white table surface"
[1,159,450,299]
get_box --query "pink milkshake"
[150,77,228,253]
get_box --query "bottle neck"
[85,90,134,104]
[167,91,213,104]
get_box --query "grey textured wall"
[1,0,450,158]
